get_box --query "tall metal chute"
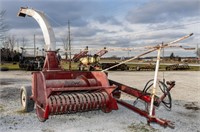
[18,7,56,51]
[18,7,194,128]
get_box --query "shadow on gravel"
[0,82,12,85]
[0,78,16,85]
[174,100,200,120]
[184,102,200,111]
[0,87,20,101]
[0,78,30,86]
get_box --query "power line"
[45,13,64,27]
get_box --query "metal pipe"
[101,33,193,72]
[149,47,161,117]
[68,20,72,70]
[101,48,158,72]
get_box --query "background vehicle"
[101,62,129,71]
[165,63,190,70]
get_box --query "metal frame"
[17,7,193,128]
[109,79,175,128]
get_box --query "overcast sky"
[1,0,200,57]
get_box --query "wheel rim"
[21,90,26,108]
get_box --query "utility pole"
[17,39,19,52]
[197,44,199,58]
[34,34,36,57]
[68,20,72,70]
[128,50,130,58]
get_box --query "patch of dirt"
[0,104,5,112]
[176,111,198,118]
[127,123,159,132]
[69,117,76,121]
[0,78,18,86]
[15,109,27,114]
[0,78,28,85]
[0,82,12,85]
[184,102,200,111]
[41,128,55,132]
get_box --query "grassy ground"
[0,62,199,71]
[127,63,200,71]
[0,63,20,70]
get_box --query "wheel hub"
[21,90,26,107]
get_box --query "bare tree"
[2,36,9,49]
[5,35,17,61]
[16,39,19,52]
[0,10,8,44]
[21,37,27,48]
[8,35,16,51]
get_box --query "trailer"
[165,63,190,71]
[101,62,129,71]
[135,63,155,71]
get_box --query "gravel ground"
[0,70,199,132]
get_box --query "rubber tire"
[20,86,34,112]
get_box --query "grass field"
[0,62,199,71]
[0,63,19,70]
[127,63,200,71]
